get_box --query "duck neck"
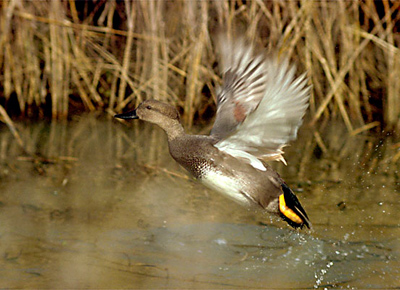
[159,119,185,141]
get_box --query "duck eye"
[146,105,152,110]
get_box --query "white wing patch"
[216,147,267,171]
[214,47,310,170]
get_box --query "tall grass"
[0,0,399,133]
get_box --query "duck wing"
[212,40,310,170]
[211,38,269,139]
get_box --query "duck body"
[168,134,281,211]
[115,38,312,229]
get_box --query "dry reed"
[0,0,399,134]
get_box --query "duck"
[115,38,311,229]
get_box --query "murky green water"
[0,115,399,288]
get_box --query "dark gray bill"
[114,109,138,120]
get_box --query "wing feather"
[212,39,311,168]
[211,38,269,138]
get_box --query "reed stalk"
[0,0,398,133]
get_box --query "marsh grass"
[0,0,399,134]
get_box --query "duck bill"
[114,109,139,120]
[279,183,312,229]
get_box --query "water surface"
[0,115,399,288]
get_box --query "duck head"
[115,100,184,140]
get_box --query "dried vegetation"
[0,0,399,135]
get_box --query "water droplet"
[214,238,227,245]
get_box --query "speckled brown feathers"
[114,38,312,229]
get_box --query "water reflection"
[0,115,399,288]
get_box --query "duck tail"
[279,183,312,229]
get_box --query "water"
[0,115,399,288]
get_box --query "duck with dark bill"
[115,38,311,229]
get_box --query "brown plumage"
[115,38,311,229]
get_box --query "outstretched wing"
[211,38,269,139]
[212,39,310,170]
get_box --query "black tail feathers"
[279,183,311,229]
